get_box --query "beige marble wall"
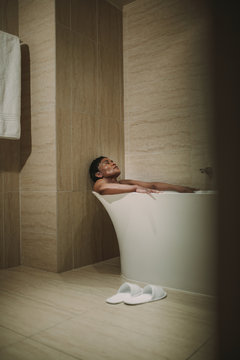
[0,0,20,268]
[123,0,216,189]
[56,0,124,271]
[19,0,57,272]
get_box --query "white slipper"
[124,284,167,305]
[106,282,143,304]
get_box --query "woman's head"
[89,156,105,182]
[89,156,120,182]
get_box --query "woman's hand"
[135,185,161,194]
[173,185,199,193]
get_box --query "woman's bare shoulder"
[93,179,104,193]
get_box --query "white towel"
[0,30,21,139]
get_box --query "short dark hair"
[89,156,106,183]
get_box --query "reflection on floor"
[0,257,217,360]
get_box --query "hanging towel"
[0,30,21,139]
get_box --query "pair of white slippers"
[106,282,167,305]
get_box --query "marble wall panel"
[0,0,20,268]
[19,0,56,192]
[71,0,97,41]
[20,144,55,192]
[0,165,3,192]
[18,0,57,271]
[125,151,192,185]
[21,231,57,272]
[125,33,209,115]
[73,190,118,266]
[0,0,18,35]
[125,116,191,154]
[4,192,20,267]
[56,0,123,270]
[101,204,119,260]
[98,1,122,121]
[57,192,73,272]
[0,192,4,268]
[21,192,57,235]
[55,0,70,27]
[123,0,215,188]
[98,0,121,51]
[0,140,20,192]
[0,191,20,269]
[56,25,72,191]
[21,191,57,271]
[18,0,54,35]
[143,0,189,39]
[20,108,56,191]
[72,191,103,268]
[98,45,121,120]
[56,0,124,271]
[72,31,97,117]
[72,112,100,192]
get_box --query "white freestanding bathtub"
[93,191,218,295]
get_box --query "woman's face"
[97,157,121,178]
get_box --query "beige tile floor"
[0,257,217,360]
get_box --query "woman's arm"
[119,179,197,193]
[94,180,160,195]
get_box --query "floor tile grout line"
[0,323,28,339]
[0,279,109,306]
[27,314,76,337]
[0,337,28,353]
[0,322,84,360]
[0,314,75,340]
[0,313,211,360]
[28,306,212,360]
[184,335,214,360]
[0,288,85,316]
[28,337,84,360]
[0,292,103,321]
[0,313,85,354]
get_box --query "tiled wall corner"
[56,0,123,271]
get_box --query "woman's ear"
[95,171,103,179]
